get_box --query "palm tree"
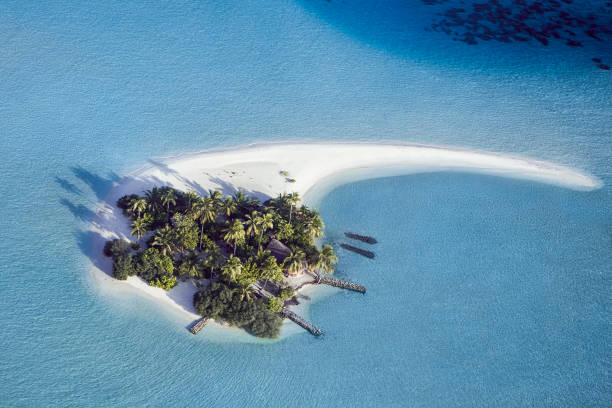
[303,211,324,239]
[221,255,242,282]
[237,258,259,288]
[208,189,223,212]
[161,188,177,218]
[144,186,163,214]
[130,215,149,239]
[236,285,255,301]
[192,197,217,249]
[234,190,249,205]
[288,192,301,223]
[183,191,199,213]
[203,244,222,280]
[221,197,237,217]
[284,249,305,275]
[316,244,338,275]
[130,198,147,218]
[258,252,283,290]
[223,219,245,255]
[152,225,176,255]
[257,212,274,249]
[244,211,261,238]
[180,251,202,279]
[201,197,218,223]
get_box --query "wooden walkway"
[280,308,323,336]
[189,317,209,334]
[319,275,366,293]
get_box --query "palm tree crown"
[257,212,274,249]
[244,211,261,237]
[130,215,149,239]
[316,244,338,275]
[144,186,163,214]
[152,225,176,255]
[284,249,305,275]
[221,197,237,217]
[221,255,242,281]
[130,198,147,218]
[288,192,301,223]
[161,188,177,217]
[223,220,245,255]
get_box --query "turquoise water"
[1,0,610,406]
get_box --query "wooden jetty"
[344,232,377,245]
[340,243,375,259]
[280,308,323,336]
[189,317,209,335]
[319,275,366,293]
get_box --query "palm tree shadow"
[55,177,83,195]
[59,198,96,222]
[207,175,270,202]
[71,166,120,200]
[146,159,270,202]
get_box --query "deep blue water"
[1,0,610,406]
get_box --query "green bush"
[193,283,283,338]
[135,248,174,281]
[112,255,135,280]
[278,287,295,300]
[104,239,131,260]
[264,296,284,313]
[149,274,178,291]
[246,302,283,338]
[103,240,114,257]
[117,194,140,210]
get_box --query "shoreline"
[86,142,601,336]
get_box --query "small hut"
[266,238,291,264]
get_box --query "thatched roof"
[266,238,291,263]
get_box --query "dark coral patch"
[426,0,612,48]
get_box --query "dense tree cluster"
[104,186,338,338]
[193,282,282,338]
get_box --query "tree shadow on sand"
[75,229,112,275]
[146,159,271,202]
[207,175,270,202]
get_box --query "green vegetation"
[104,186,338,339]
[278,286,295,300]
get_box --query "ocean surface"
[1,0,610,406]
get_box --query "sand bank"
[87,142,600,327]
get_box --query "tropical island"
[104,186,339,338]
[90,143,599,341]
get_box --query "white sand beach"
[87,142,600,327]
